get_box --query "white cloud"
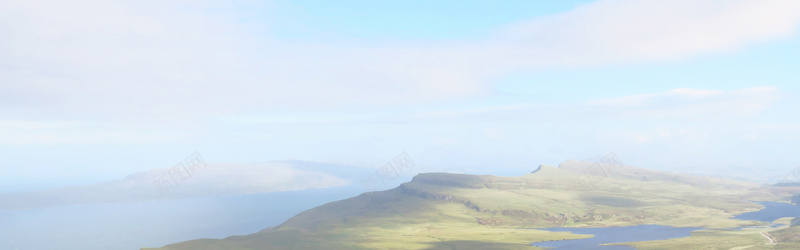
[0,120,194,145]
[0,0,259,118]
[587,87,782,118]
[430,87,782,122]
[1,0,799,121]
[499,0,800,66]
[597,126,709,145]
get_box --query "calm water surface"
[531,224,702,249]
[532,201,800,249]
[734,201,800,223]
[0,186,361,250]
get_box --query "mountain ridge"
[147,160,799,249]
[0,161,355,211]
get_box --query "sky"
[2,0,800,191]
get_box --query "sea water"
[0,186,361,250]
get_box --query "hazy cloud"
[0,120,197,145]
[431,87,783,122]
[587,87,782,119]
[2,0,799,121]
[499,0,800,65]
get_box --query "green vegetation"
[770,227,800,249]
[625,218,800,250]
[618,228,774,249]
[144,161,800,250]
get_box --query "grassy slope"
[146,162,799,250]
[623,219,800,249]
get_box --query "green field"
[144,161,800,249]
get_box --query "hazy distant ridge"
[0,161,357,210]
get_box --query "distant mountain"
[0,161,364,210]
[148,160,799,250]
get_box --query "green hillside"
[145,161,800,249]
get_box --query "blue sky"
[263,0,595,40]
[2,0,800,191]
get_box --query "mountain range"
[146,160,800,249]
[0,160,367,211]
